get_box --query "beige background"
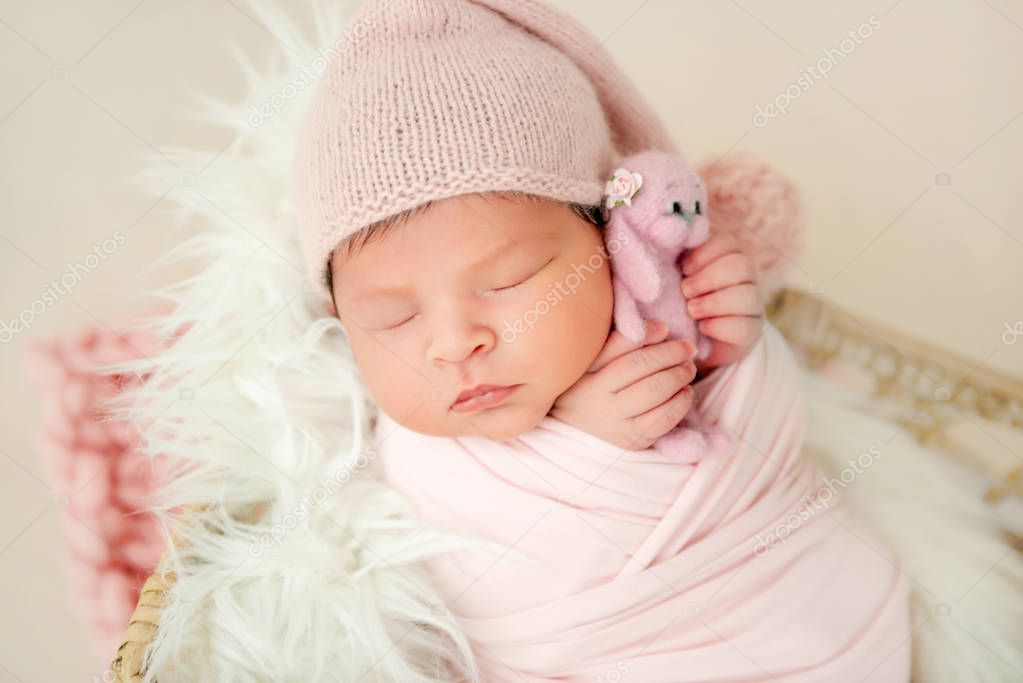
[1,0,1020,680]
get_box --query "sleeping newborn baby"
[293,0,911,680]
[327,191,911,682]
[330,190,738,451]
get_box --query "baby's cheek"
[531,290,610,391]
[350,333,431,414]
[576,262,615,359]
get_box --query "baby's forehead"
[331,195,598,294]
[380,226,555,269]
[339,229,566,297]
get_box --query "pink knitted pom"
[79,417,112,451]
[65,522,110,565]
[94,500,124,536]
[71,461,110,518]
[22,322,173,658]
[114,457,152,509]
[697,150,805,298]
[99,569,135,616]
[122,532,165,568]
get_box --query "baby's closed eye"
[485,256,555,296]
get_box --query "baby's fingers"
[687,283,763,320]
[680,232,742,276]
[626,385,696,448]
[588,320,668,373]
[698,316,763,345]
[681,252,755,299]
[615,361,697,414]
[602,338,695,393]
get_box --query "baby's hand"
[550,321,698,451]
[680,232,765,374]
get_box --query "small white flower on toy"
[603,168,643,210]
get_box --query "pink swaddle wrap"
[376,323,911,682]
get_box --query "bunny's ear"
[697,151,804,298]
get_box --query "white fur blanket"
[103,2,1023,681]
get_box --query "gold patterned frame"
[766,286,1023,502]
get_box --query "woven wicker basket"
[105,287,1023,681]
[108,514,188,683]
[108,555,178,682]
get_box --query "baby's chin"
[453,405,548,441]
[401,395,553,442]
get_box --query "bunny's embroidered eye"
[670,201,684,216]
[694,201,702,216]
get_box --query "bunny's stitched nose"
[670,199,702,221]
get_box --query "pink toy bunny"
[602,150,735,462]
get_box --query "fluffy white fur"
[103,2,493,680]
[802,372,1023,682]
[99,1,1023,680]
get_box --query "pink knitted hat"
[293,0,679,304]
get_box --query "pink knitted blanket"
[377,324,911,682]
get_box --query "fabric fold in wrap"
[376,323,911,682]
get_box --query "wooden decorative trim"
[766,286,1023,502]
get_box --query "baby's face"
[332,194,613,441]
